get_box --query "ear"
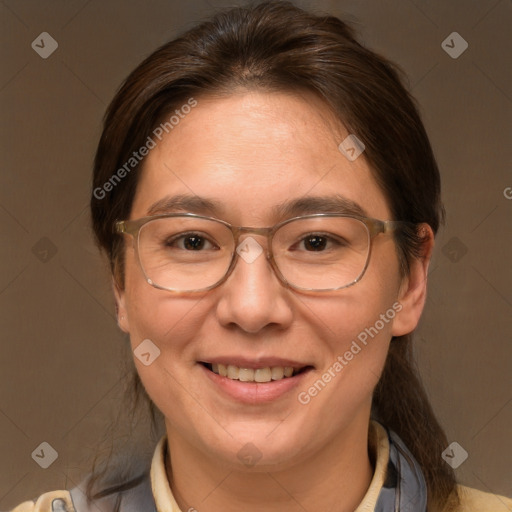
[392,224,434,337]
[113,277,130,333]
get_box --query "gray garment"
[374,429,427,511]
[69,475,156,512]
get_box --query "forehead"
[130,91,390,223]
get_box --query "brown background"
[1,0,511,508]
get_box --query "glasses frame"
[115,213,412,293]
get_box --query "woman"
[12,2,511,511]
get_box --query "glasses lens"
[273,216,370,290]
[137,217,234,291]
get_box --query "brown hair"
[89,1,457,508]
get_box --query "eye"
[294,233,345,252]
[302,235,328,251]
[166,232,217,251]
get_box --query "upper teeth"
[211,363,296,382]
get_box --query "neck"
[165,418,374,512]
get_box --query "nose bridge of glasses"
[233,226,273,247]
[227,225,284,288]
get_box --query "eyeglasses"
[115,213,411,293]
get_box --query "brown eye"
[166,232,217,251]
[183,235,206,250]
[303,235,328,251]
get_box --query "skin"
[115,90,433,512]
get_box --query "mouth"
[198,359,315,403]
[200,362,313,383]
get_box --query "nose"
[214,236,294,334]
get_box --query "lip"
[199,363,313,404]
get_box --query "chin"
[190,416,313,471]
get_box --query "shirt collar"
[150,420,392,512]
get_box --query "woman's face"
[116,90,425,470]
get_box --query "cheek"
[122,248,207,361]
[126,286,204,353]
[122,270,211,425]
[294,290,398,429]
[303,262,401,355]
[296,247,402,400]
[299,287,396,376]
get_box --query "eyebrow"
[271,195,367,219]
[146,194,368,219]
[147,194,224,216]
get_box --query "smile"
[202,363,309,382]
